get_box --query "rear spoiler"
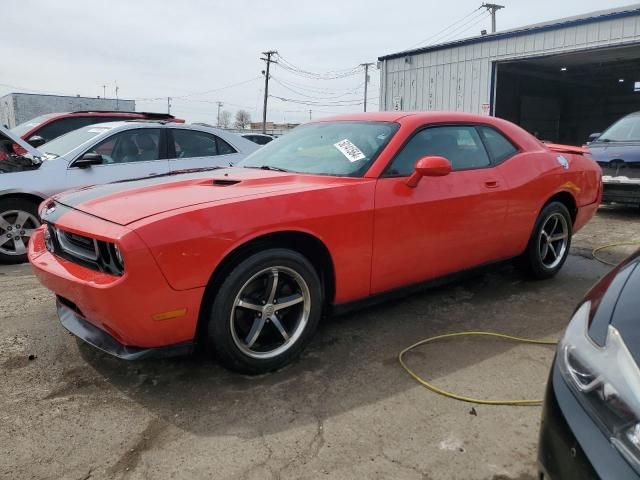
[544,143,590,156]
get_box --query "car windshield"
[40,124,116,158]
[10,113,58,137]
[237,121,399,177]
[599,114,640,142]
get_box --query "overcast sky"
[1,0,637,124]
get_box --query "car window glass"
[217,137,237,155]
[387,125,491,176]
[479,126,518,163]
[84,129,161,164]
[599,114,640,142]
[173,130,219,158]
[36,117,102,143]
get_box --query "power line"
[423,9,490,47]
[269,95,377,107]
[271,76,364,100]
[403,7,482,51]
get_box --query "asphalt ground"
[1,205,639,480]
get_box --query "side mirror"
[28,135,46,148]
[74,153,104,169]
[588,132,601,142]
[406,156,452,188]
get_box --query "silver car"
[0,121,258,263]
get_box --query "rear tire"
[0,198,41,265]
[205,248,323,374]
[517,202,572,280]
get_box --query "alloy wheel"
[538,212,569,269]
[0,210,40,257]
[230,266,311,359]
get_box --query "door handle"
[484,179,500,189]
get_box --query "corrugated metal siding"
[380,15,640,114]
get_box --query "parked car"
[538,249,640,480]
[29,112,601,373]
[588,112,640,207]
[11,111,184,148]
[0,122,258,263]
[242,133,274,145]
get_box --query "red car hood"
[54,167,358,226]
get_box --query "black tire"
[205,248,323,374]
[517,201,572,280]
[0,197,41,265]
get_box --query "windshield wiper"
[244,165,291,173]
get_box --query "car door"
[65,128,169,190]
[168,128,240,171]
[371,124,509,294]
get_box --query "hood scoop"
[212,178,241,186]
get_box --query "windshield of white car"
[236,121,399,177]
[40,125,116,158]
[10,113,58,137]
[598,115,640,142]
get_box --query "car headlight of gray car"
[559,300,640,473]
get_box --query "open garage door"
[494,45,640,145]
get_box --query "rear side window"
[479,126,518,164]
[173,129,218,159]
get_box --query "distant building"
[247,122,301,135]
[0,93,136,128]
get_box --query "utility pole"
[115,83,119,110]
[167,97,171,114]
[309,109,312,121]
[216,101,224,126]
[261,50,277,134]
[101,84,107,98]
[360,63,374,112]
[482,3,504,33]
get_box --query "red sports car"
[28,112,602,373]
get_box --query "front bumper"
[57,298,194,359]
[538,362,639,479]
[602,178,640,205]
[29,223,205,352]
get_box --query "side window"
[216,136,237,155]
[479,126,518,164]
[386,125,491,176]
[173,130,219,159]
[83,129,161,165]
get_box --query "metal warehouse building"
[378,4,640,144]
[0,93,135,128]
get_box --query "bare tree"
[218,110,232,128]
[234,109,251,129]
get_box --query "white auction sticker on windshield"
[334,139,366,162]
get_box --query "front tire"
[206,248,323,374]
[0,198,41,264]
[518,201,572,279]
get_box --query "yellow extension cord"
[398,241,640,406]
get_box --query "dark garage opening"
[494,45,640,145]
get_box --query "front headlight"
[559,301,640,472]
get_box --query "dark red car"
[11,111,184,148]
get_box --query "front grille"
[46,223,124,276]
[56,229,99,261]
[598,161,640,180]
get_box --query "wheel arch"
[197,230,336,338]
[0,192,46,209]
[543,190,577,225]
